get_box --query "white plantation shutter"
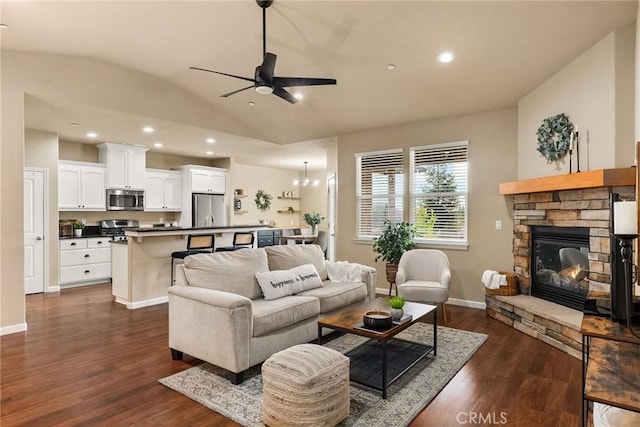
[356,149,404,239]
[410,141,468,245]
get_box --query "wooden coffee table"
[317,297,437,399]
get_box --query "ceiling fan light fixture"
[256,85,274,95]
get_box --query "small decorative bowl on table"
[363,310,392,330]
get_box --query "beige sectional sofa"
[168,244,376,384]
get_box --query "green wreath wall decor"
[254,189,272,212]
[536,113,574,162]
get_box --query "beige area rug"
[160,323,488,427]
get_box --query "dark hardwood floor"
[1,284,581,426]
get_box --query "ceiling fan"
[189,0,336,104]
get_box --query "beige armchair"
[396,249,451,324]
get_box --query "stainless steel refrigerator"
[192,193,227,228]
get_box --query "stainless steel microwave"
[106,189,145,211]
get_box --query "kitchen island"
[112,225,269,308]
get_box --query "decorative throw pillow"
[255,264,323,300]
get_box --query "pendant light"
[293,161,319,186]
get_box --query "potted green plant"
[303,212,324,235]
[388,295,406,321]
[373,220,416,287]
[73,220,85,237]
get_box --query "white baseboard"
[47,286,61,293]
[115,296,168,309]
[374,288,486,310]
[1,323,27,336]
[447,297,486,310]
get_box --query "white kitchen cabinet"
[145,169,182,211]
[58,162,106,211]
[191,169,226,194]
[59,237,112,286]
[98,143,147,190]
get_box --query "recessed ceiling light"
[153,142,163,148]
[294,93,303,100]
[386,64,396,70]
[0,24,8,29]
[437,51,455,64]
[142,126,155,133]
[86,132,98,138]
[70,122,80,127]
[206,151,214,155]
[248,101,256,106]
[206,138,215,144]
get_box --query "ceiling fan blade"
[221,85,255,98]
[273,87,298,104]
[189,66,256,83]
[259,53,277,81]
[274,77,337,88]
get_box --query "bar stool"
[215,231,255,252]
[170,234,215,286]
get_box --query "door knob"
[35,236,42,241]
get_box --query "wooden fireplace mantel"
[499,168,636,195]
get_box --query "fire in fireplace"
[531,226,589,311]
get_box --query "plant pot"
[389,307,404,321]
[385,263,399,284]
[311,225,318,235]
[74,229,83,237]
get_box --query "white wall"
[229,163,302,227]
[518,25,635,179]
[24,129,60,288]
[336,108,518,304]
[637,3,640,142]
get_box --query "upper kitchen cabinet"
[184,165,227,194]
[58,161,106,211]
[178,165,228,227]
[98,143,148,190]
[145,169,182,211]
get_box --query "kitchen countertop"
[59,234,113,240]
[124,224,271,241]
[130,224,265,232]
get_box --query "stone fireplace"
[511,185,634,300]
[485,168,636,358]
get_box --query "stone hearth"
[485,294,582,359]
[489,169,636,357]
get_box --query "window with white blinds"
[356,149,404,239]
[410,141,468,245]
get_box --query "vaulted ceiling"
[2,0,636,169]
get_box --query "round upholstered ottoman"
[262,344,350,427]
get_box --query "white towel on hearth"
[482,270,507,289]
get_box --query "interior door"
[327,174,337,261]
[24,168,46,294]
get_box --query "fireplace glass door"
[531,226,589,311]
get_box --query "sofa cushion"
[252,296,320,337]
[255,264,323,301]
[265,244,328,280]
[298,280,368,313]
[183,249,268,299]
